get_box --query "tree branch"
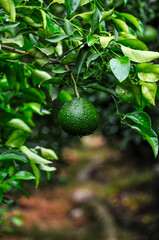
[1,45,26,54]
[1,44,58,62]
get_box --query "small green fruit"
[58,97,99,136]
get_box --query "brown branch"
[1,44,58,62]
[1,44,26,54]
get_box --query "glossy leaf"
[118,39,148,51]
[110,56,130,82]
[0,0,16,22]
[7,119,31,133]
[28,48,49,67]
[5,130,28,148]
[2,35,24,47]
[8,171,35,181]
[61,53,77,65]
[136,63,159,75]
[47,34,68,43]
[76,45,89,76]
[20,146,52,165]
[100,36,114,48]
[39,164,56,172]
[100,9,114,22]
[65,0,80,17]
[115,12,144,35]
[113,18,129,33]
[141,82,157,106]
[72,11,93,23]
[64,19,74,36]
[125,111,158,157]
[86,83,117,97]
[87,53,100,68]
[138,72,158,83]
[30,160,40,188]
[0,150,29,163]
[36,146,58,160]
[121,45,159,63]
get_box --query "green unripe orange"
[58,97,99,136]
[137,25,158,43]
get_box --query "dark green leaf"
[64,19,74,35]
[28,48,49,67]
[87,53,100,68]
[76,45,89,76]
[46,34,68,43]
[5,130,28,148]
[86,83,117,97]
[61,53,77,65]
[65,0,80,17]
[91,8,100,33]
[0,150,29,163]
[125,111,158,157]
[7,181,29,198]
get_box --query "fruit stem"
[65,65,80,98]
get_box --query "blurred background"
[1,0,159,239]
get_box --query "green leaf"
[2,35,24,47]
[19,146,52,165]
[7,181,29,198]
[136,63,159,75]
[110,56,130,82]
[76,45,89,76]
[52,65,69,73]
[125,111,158,157]
[5,130,28,148]
[71,11,94,23]
[86,83,117,97]
[40,9,47,29]
[113,19,129,33]
[87,34,98,46]
[118,39,148,51]
[115,12,144,36]
[30,160,40,189]
[30,68,52,83]
[91,7,100,33]
[0,187,4,202]
[39,164,56,172]
[39,77,66,87]
[64,19,74,36]
[46,13,60,34]
[0,0,16,22]
[35,146,58,160]
[87,53,99,68]
[120,45,159,63]
[58,90,72,103]
[36,46,54,56]
[138,72,158,83]
[65,0,80,17]
[61,53,77,65]
[100,36,114,48]
[79,0,93,6]
[28,48,49,67]
[7,119,32,133]
[0,150,29,163]
[8,171,35,181]
[100,9,114,22]
[46,34,68,43]
[141,82,157,105]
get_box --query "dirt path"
[2,135,150,240]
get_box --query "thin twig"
[1,45,26,54]
[65,65,80,98]
[1,44,59,62]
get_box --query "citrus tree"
[0,0,159,204]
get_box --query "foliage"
[0,0,159,205]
